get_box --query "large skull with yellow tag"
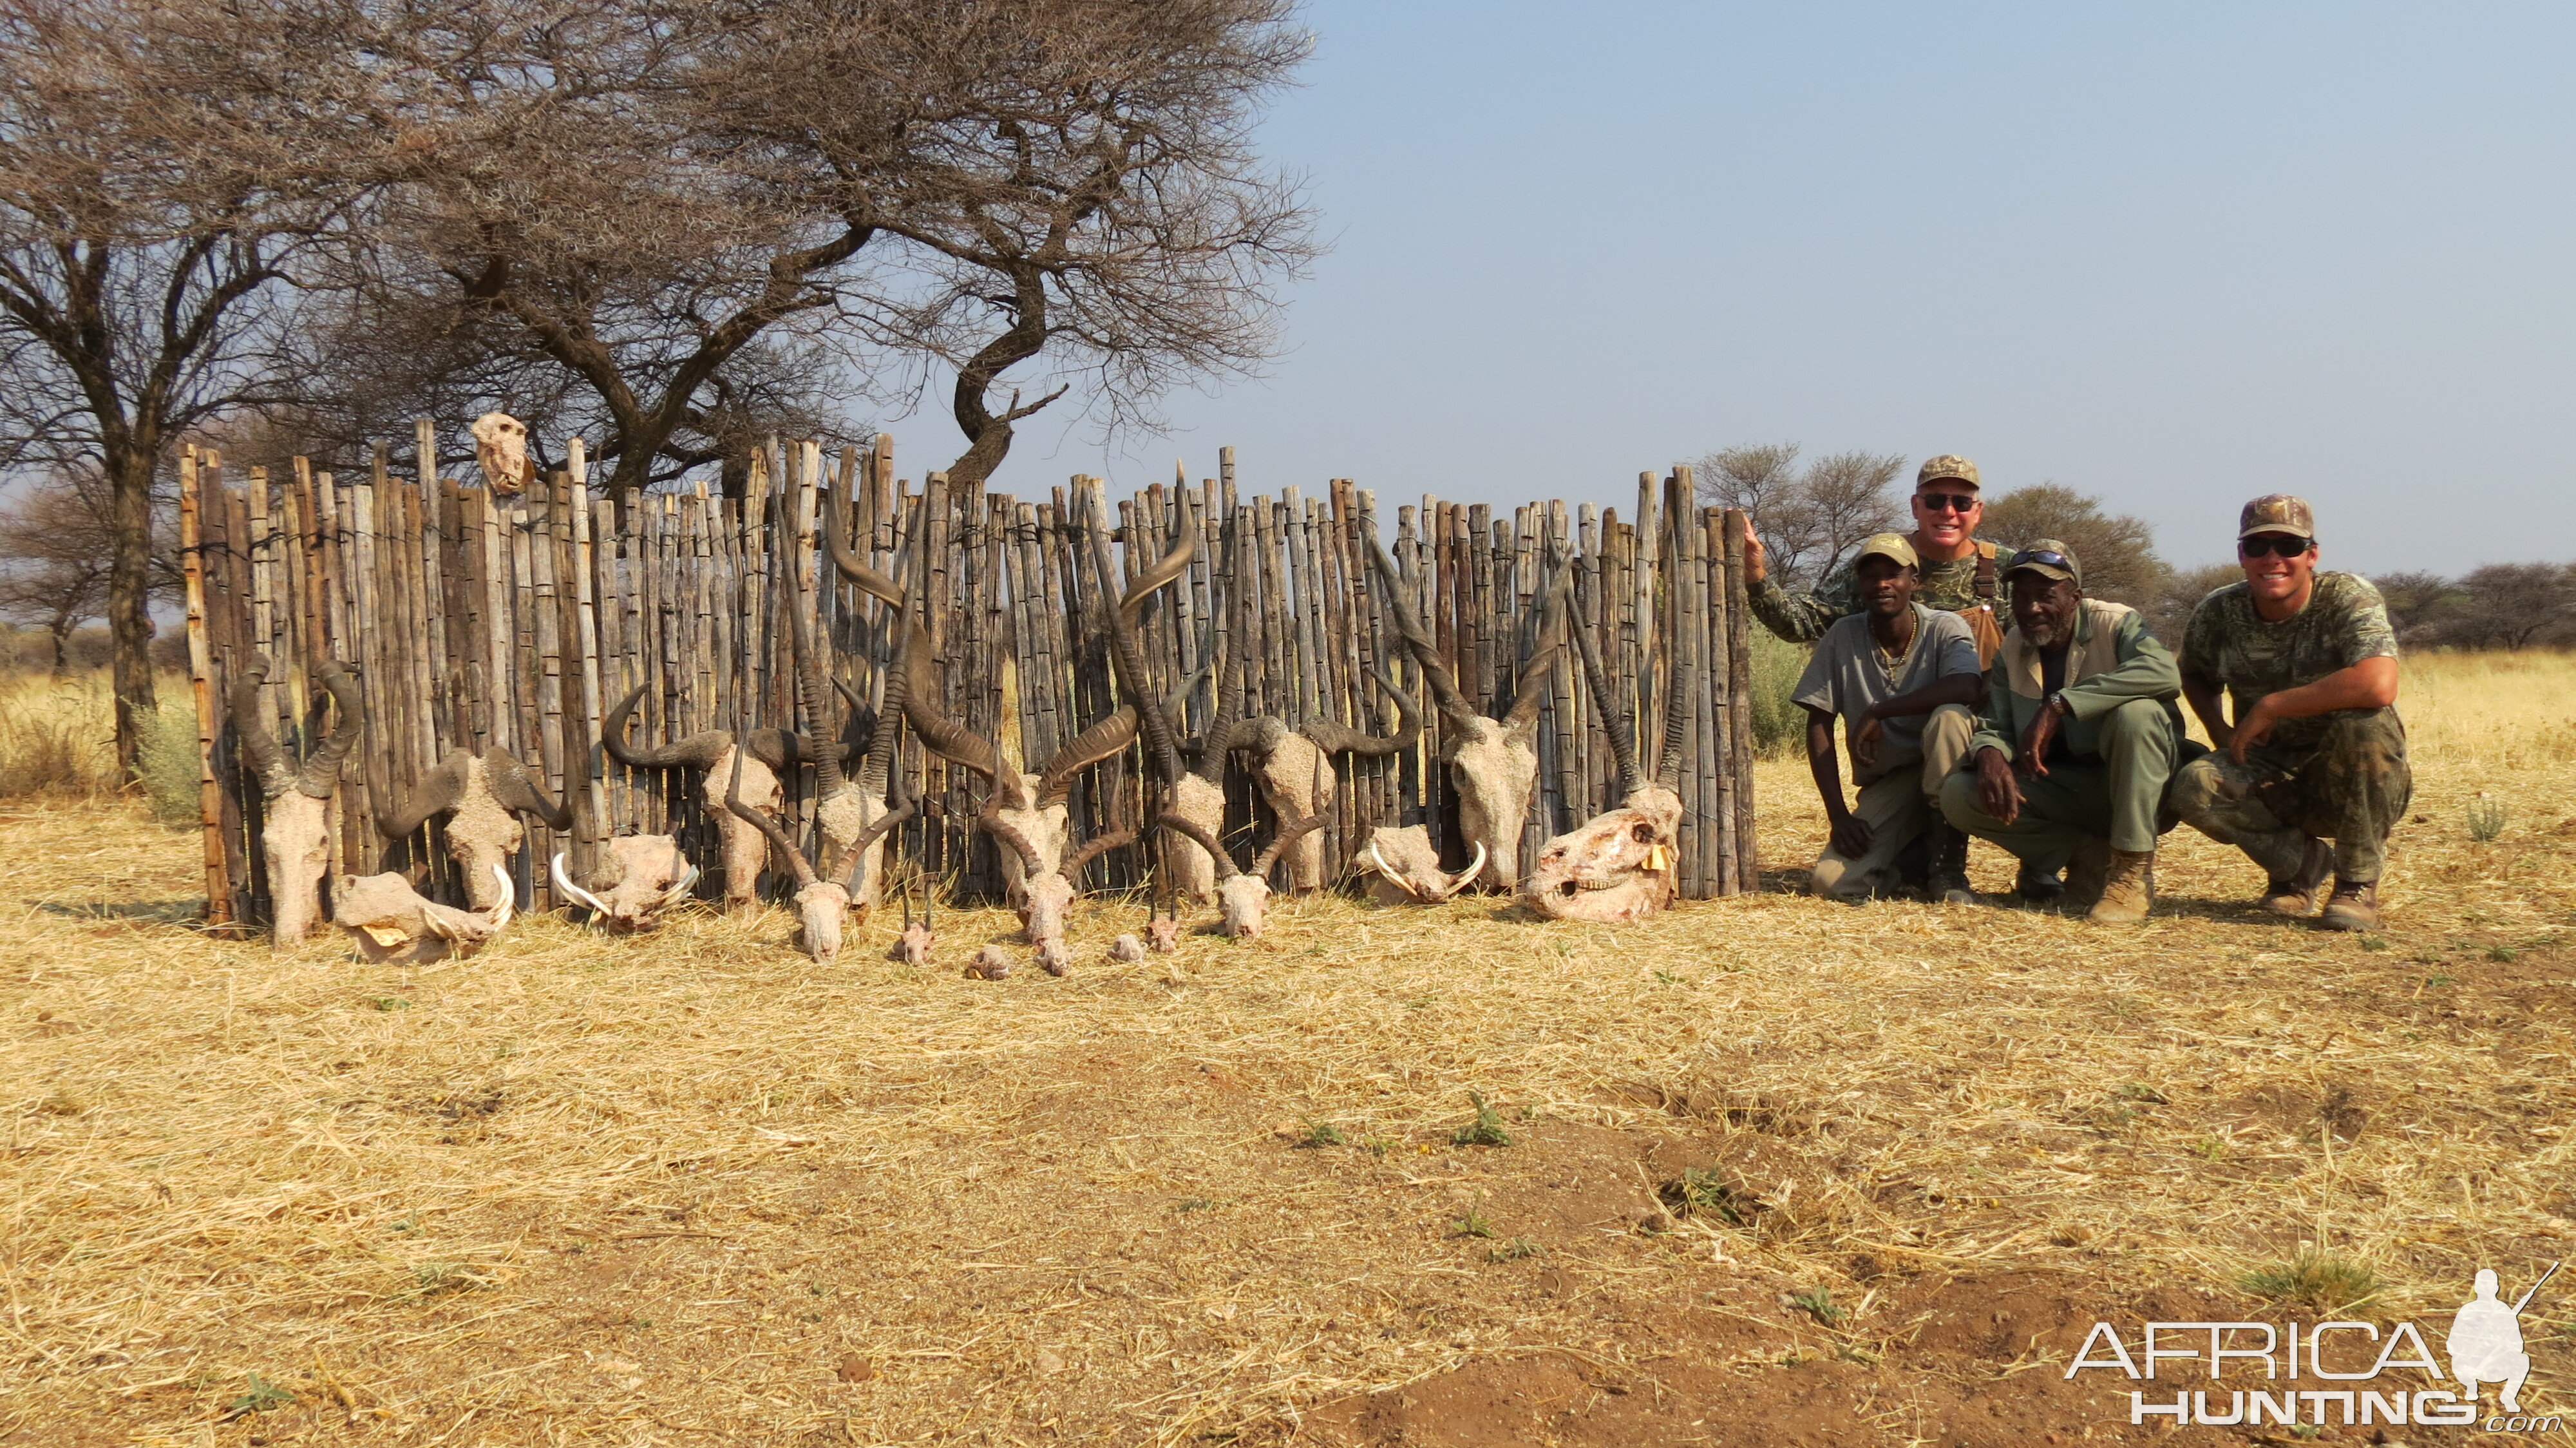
[1522,785,1681,922]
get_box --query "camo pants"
[2166,707,2412,885]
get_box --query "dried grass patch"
[2,654,2573,1444]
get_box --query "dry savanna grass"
[4,653,2574,1446]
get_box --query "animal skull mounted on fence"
[229,654,365,947]
[470,412,532,495]
[1520,576,1690,924]
[552,835,700,932]
[334,866,514,964]
[1365,536,1571,893]
[375,747,571,910]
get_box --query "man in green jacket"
[1938,540,2191,924]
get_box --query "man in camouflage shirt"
[2170,495,2409,931]
[1744,453,2011,663]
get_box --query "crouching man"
[1938,541,2190,924]
[2169,495,2408,931]
[1795,533,1984,902]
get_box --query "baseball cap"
[2003,538,2081,588]
[1916,455,1980,489]
[1855,532,1919,569]
[2237,494,2316,540]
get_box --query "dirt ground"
[5,660,2575,1446]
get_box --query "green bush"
[133,701,203,826]
[1747,629,1808,758]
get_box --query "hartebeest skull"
[1366,537,1570,891]
[1361,825,1486,906]
[552,835,700,932]
[1521,575,1691,924]
[1155,797,1328,940]
[229,655,364,947]
[905,514,1197,967]
[471,412,532,495]
[334,865,514,964]
[377,747,571,910]
[719,708,913,966]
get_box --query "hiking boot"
[1927,821,1975,905]
[2015,863,2065,902]
[2063,835,2113,913]
[2087,850,2155,926]
[2259,835,2333,916]
[2318,879,2380,933]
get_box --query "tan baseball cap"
[2237,493,2316,540]
[1917,455,1980,489]
[2003,538,2082,587]
[1854,531,1919,569]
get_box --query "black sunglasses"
[1917,491,1978,514]
[2239,535,2313,558]
[2007,549,2075,576]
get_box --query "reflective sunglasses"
[2239,534,2313,558]
[1916,491,1978,514]
[2007,549,2076,576]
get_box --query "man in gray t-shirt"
[1794,533,1984,902]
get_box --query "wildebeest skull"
[551,835,700,933]
[377,747,570,910]
[334,865,515,964]
[1522,573,1690,924]
[471,412,532,495]
[1360,824,1485,906]
[229,655,364,948]
[1367,537,1570,891]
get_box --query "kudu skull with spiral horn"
[228,655,364,946]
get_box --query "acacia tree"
[0,465,178,676]
[1696,443,1905,589]
[1980,482,2170,610]
[0,0,368,767]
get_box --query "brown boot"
[2087,850,2155,926]
[2318,879,2380,932]
[2260,835,2333,917]
[2063,835,2112,912]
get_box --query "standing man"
[2169,495,2408,931]
[1793,534,1984,902]
[1744,454,2007,663]
[1938,541,2192,925]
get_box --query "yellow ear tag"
[359,923,410,948]
[1645,843,1672,872]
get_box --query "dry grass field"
[3,651,2573,1447]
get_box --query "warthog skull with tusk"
[229,654,364,947]
[1520,571,1691,924]
[551,836,700,933]
[1361,826,1485,906]
[334,865,514,964]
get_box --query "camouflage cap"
[2237,493,2316,540]
[1854,531,1919,569]
[2003,538,2081,588]
[1916,455,1980,489]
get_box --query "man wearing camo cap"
[2168,495,2409,931]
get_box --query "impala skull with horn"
[1155,782,1329,940]
[375,747,571,911]
[808,488,930,920]
[229,654,364,946]
[721,696,914,966]
[1521,573,1690,923]
[551,835,701,933]
[1365,536,1571,891]
[902,514,1197,967]
[334,865,514,965]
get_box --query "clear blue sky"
[965,1,2575,575]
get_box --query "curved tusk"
[488,864,515,931]
[551,852,611,919]
[1367,839,1423,900]
[1437,841,1488,900]
[663,860,703,904]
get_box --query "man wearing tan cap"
[1939,540,2193,924]
[2169,495,2409,931]
[1792,532,1984,903]
[1744,454,2009,665]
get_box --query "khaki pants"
[2167,707,2410,884]
[1808,703,1975,900]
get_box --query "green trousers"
[1938,697,2181,867]
[2165,707,2410,884]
